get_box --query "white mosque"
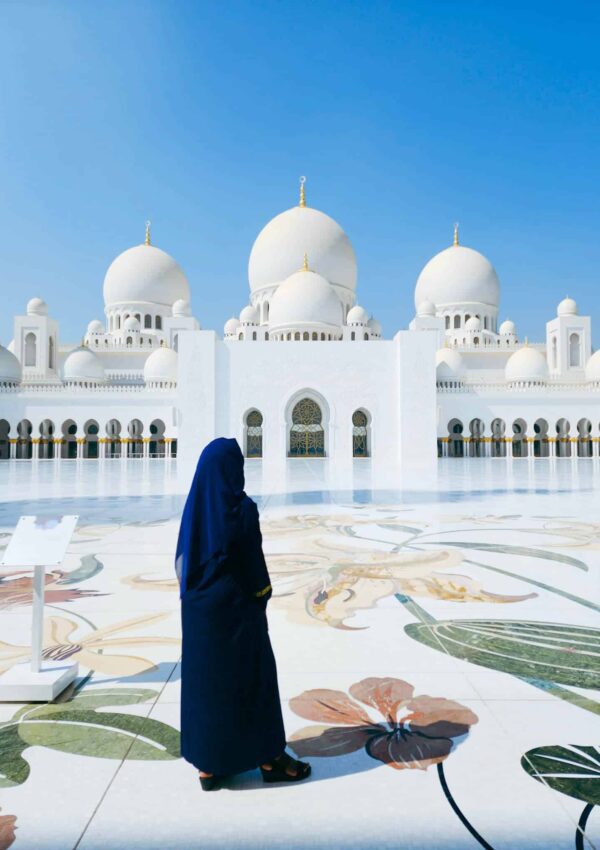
[1,178,599,477]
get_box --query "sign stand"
[0,515,79,702]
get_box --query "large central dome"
[103,243,190,309]
[248,205,357,297]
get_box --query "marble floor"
[0,458,598,850]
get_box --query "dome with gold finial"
[414,224,500,316]
[248,178,357,305]
[103,222,190,311]
[268,254,344,337]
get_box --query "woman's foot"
[198,771,220,791]
[260,751,311,783]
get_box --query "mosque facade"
[1,180,599,477]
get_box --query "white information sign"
[1,515,79,568]
[0,514,79,702]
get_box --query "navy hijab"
[175,437,246,597]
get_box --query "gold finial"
[299,175,306,207]
[302,252,309,272]
[524,336,529,346]
[145,220,151,246]
[453,222,459,246]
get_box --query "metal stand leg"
[31,565,44,673]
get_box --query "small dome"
[347,304,369,325]
[269,269,342,330]
[465,316,482,331]
[123,316,141,332]
[7,339,15,353]
[103,244,190,309]
[557,297,577,317]
[248,205,356,297]
[499,319,516,335]
[87,319,104,334]
[585,350,600,383]
[239,304,259,325]
[436,348,466,381]
[62,347,106,384]
[224,317,240,336]
[505,346,548,384]
[368,317,382,337]
[143,346,178,385]
[172,299,191,318]
[0,344,22,384]
[415,245,500,312]
[417,299,436,317]
[27,297,47,316]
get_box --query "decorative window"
[352,410,369,457]
[245,410,263,458]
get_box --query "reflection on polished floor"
[0,459,598,849]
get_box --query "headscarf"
[175,437,246,596]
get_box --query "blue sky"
[1,1,599,345]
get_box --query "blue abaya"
[176,437,286,775]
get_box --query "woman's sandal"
[199,774,220,791]
[260,752,311,783]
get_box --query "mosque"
[1,178,599,478]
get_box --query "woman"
[176,437,310,790]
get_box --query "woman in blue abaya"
[176,437,311,790]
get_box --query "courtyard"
[0,458,598,849]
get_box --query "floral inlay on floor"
[0,483,598,849]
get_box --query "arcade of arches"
[0,418,177,460]
[441,416,600,458]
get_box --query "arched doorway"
[84,420,100,458]
[17,419,33,459]
[61,420,78,459]
[149,419,166,457]
[469,418,485,457]
[577,418,592,457]
[0,420,10,460]
[106,419,122,458]
[556,418,571,458]
[352,410,370,457]
[447,419,464,458]
[533,419,549,458]
[245,410,263,458]
[512,419,528,457]
[39,419,55,459]
[128,419,144,457]
[289,398,325,457]
[490,418,506,458]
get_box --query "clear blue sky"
[1,1,599,345]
